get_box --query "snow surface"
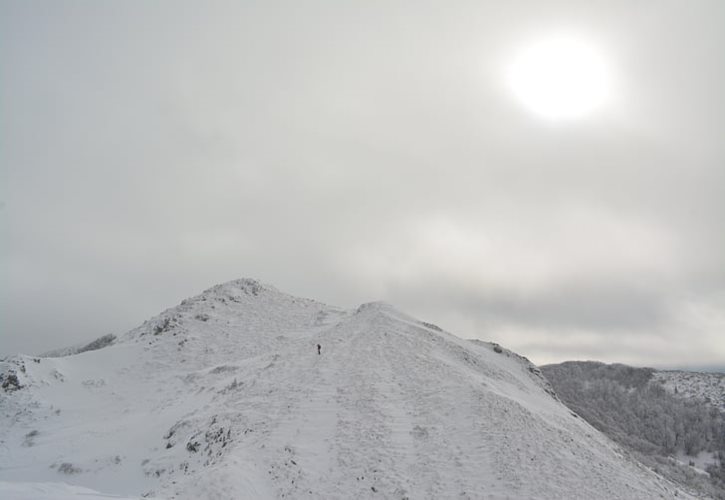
[0,480,140,499]
[673,450,719,476]
[0,279,695,499]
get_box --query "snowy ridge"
[0,279,694,499]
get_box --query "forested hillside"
[542,362,725,498]
[655,370,725,413]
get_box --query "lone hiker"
[317,344,321,355]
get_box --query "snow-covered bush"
[23,430,38,447]
[1,371,21,392]
[57,462,82,474]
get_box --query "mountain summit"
[0,279,692,499]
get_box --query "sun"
[506,36,611,120]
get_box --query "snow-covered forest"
[542,361,725,498]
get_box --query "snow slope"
[0,279,694,499]
[0,480,139,500]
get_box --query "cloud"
[1,1,723,366]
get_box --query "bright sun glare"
[507,36,611,120]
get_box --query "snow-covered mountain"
[1,279,693,499]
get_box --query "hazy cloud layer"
[2,0,724,367]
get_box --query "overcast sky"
[1,0,723,368]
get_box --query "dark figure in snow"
[317,344,321,355]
